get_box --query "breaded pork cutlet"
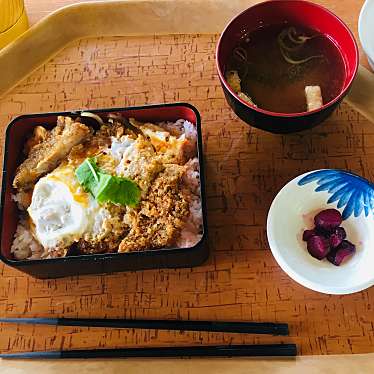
[118,164,190,252]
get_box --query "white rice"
[11,218,43,260]
[177,156,203,248]
[183,158,200,195]
[11,191,30,210]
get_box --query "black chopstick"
[0,318,289,336]
[0,344,297,359]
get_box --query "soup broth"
[226,24,346,113]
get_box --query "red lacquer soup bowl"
[216,0,359,134]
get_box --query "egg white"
[28,164,104,250]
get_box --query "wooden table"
[1,0,374,372]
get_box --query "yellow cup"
[0,0,28,49]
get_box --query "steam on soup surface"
[225,24,346,113]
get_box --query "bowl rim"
[266,168,374,295]
[0,102,208,267]
[216,0,359,118]
[358,0,374,63]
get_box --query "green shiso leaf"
[75,158,141,207]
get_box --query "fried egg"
[27,164,104,250]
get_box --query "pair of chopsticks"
[0,317,297,359]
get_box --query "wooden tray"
[1,0,374,357]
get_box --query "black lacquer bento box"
[0,103,208,279]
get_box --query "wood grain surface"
[0,0,373,359]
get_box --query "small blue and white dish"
[267,169,374,295]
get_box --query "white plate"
[267,169,374,295]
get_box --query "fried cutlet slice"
[118,164,190,252]
[13,116,91,189]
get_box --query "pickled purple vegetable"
[303,229,317,241]
[314,209,342,231]
[327,241,355,266]
[307,236,330,260]
[338,239,355,253]
[302,209,356,265]
[329,227,347,248]
[315,226,330,237]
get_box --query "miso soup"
[225,24,346,113]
